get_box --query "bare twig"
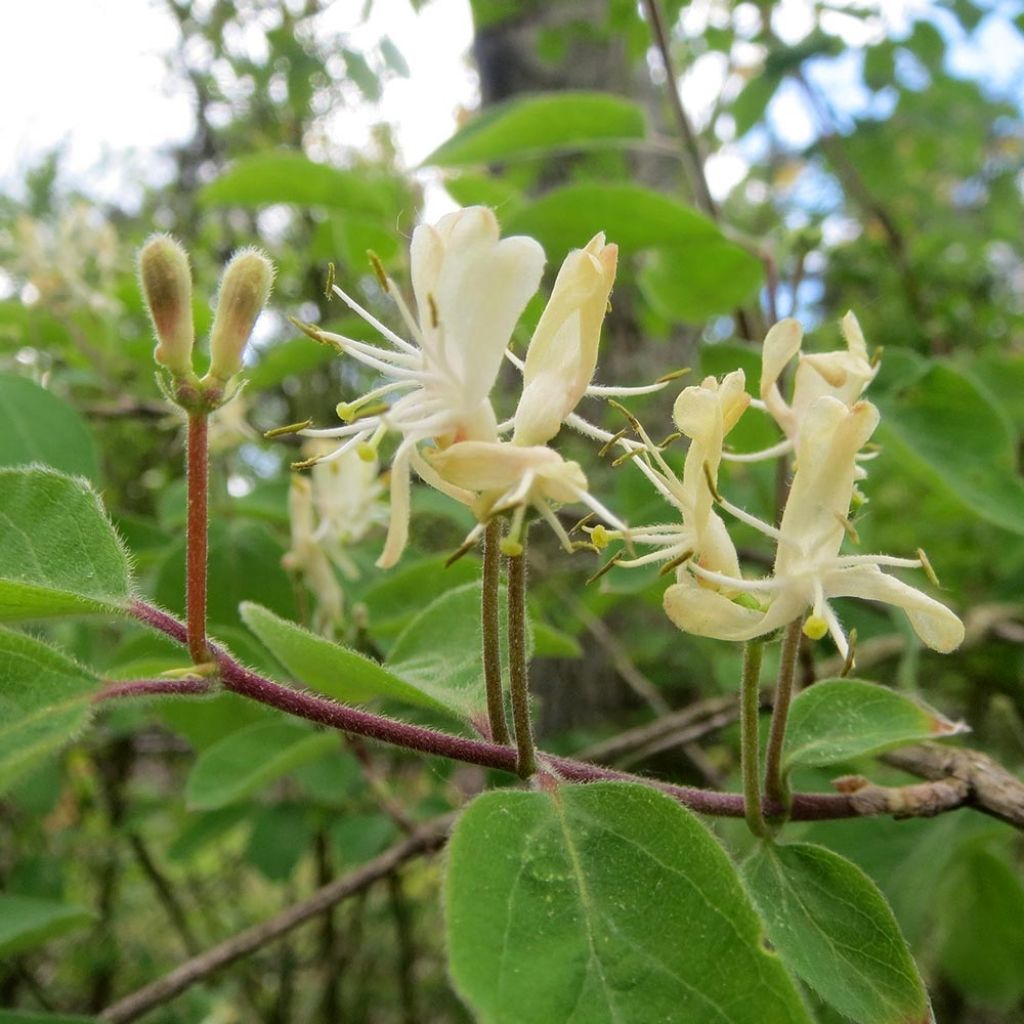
[879,744,1024,829]
[100,817,453,1024]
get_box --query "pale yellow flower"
[664,395,965,657]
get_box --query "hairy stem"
[185,413,211,664]
[481,519,511,745]
[740,641,767,837]
[763,619,804,816]
[125,599,883,823]
[506,544,536,778]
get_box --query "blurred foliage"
[0,0,1022,1021]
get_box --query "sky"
[1,0,1022,213]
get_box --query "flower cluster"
[618,315,964,659]
[295,206,655,566]
[289,204,963,659]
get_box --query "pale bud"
[139,234,194,376]
[207,247,274,383]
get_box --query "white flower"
[298,206,546,567]
[728,312,878,463]
[663,395,965,656]
[603,370,751,577]
[426,440,627,555]
[282,475,345,636]
[512,233,618,446]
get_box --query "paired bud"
[139,237,274,399]
[139,234,194,377]
[207,247,275,385]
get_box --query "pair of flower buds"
[138,235,274,397]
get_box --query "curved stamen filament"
[689,563,781,593]
[331,283,419,355]
[722,438,794,463]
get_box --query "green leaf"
[359,555,480,644]
[387,581,532,725]
[199,152,391,213]
[425,92,647,166]
[875,362,1024,536]
[938,845,1024,1009]
[0,468,132,621]
[638,242,764,321]
[245,804,313,880]
[185,721,339,810]
[784,679,965,770]
[446,782,811,1024]
[0,374,98,481]
[240,602,451,713]
[0,627,101,794]
[503,183,721,261]
[743,842,930,1024]
[0,894,95,957]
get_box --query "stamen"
[656,367,692,384]
[367,250,389,291]
[658,549,694,577]
[840,628,857,677]
[689,563,779,592]
[834,511,861,545]
[722,438,794,463]
[913,547,939,587]
[264,419,313,438]
[503,348,526,372]
[324,263,336,298]
[702,463,722,502]
[569,512,597,535]
[598,427,630,457]
[585,380,669,397]
[331,283,419,355]
[587,550,624,585]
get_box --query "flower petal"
[663,573,803,641]
[825,564,965,653]
[513,235,617,446]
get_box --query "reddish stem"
[127,600,855,822]
[95,678,212,702]
[186,413,210,664]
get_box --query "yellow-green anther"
[207,247,275,384]
[139,234,194,377]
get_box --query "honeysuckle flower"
[601,371,751,577]
[512,234,618,447]
[282,475,345,636]
[307,440,386,573]
[426,440,628,555]
[297,206,546,567]
[663,395,965,657]
[727,312,878,463]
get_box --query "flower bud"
[207,247,274,383]
[138,234,194,376]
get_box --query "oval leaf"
[0,895,95,957]
[639,241,763,321]
[424,92,647,166]
[240,601,450,713]
[743,842,930,1024]
[0,374,98,481]
[784,679,966,770]
[446,782,811,1024]
[0,467,132,621]
[502,183,721,260]
[0,626,101,794]
[185,720,338,810]
[876,362,1024,536]
[387,581,531,725]
[199,152,391,213]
